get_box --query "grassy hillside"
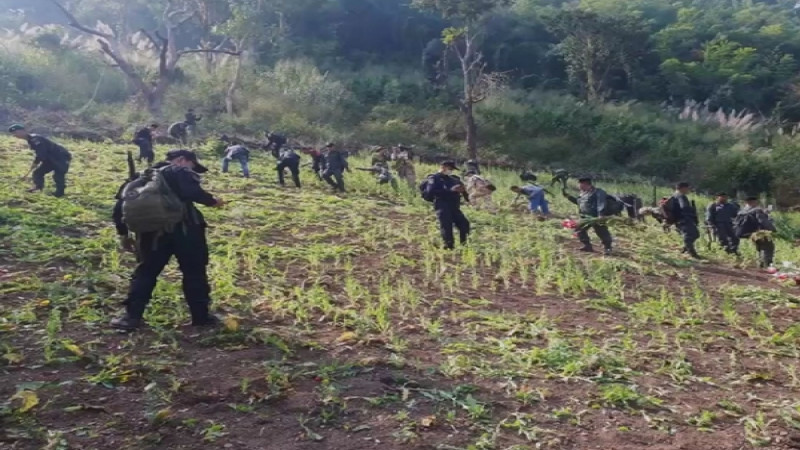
[2,137,800,450]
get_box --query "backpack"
[659,197,678,225]
[733,211,760,238]
[604,194,625,216]
[121,168,186,234]
[419,175,435,202]
[168,122,184,138]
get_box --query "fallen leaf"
[62,342,84,357]
[352,425,371,433]
[224,316,239,332]
[336,331,357,343]
[420,415,436,428]
[3,352,23,364]
[12,390,39,413]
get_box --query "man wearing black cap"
[706,192,740,254]
[736,197,776,268]
[670,182,701,258]
[322,142,349,192]
[133,123,159,165]
[423,161,471,249]
[9,124,72,197]
[111,149,224,331]
[564,177,613,254]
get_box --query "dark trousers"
[755,239,775,268]
[277,159,301,187]
[323,170,345,192]
[436,206,470,249]
[577,224,613,250]
[137,142,154,165]
[714,222,739,253]
[678,221,700,253]
[124,226,211,322]
[33,160,69,197]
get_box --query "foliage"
[2,0,800,199]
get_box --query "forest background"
[3,0,800,202]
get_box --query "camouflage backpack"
[121,168,186,234]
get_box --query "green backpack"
[121,168,186,234]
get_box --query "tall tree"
[547,10,650,102]
[50,0,239,116]
[413,0,510,160]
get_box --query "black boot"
[579,244,594,253]
[189,303,220,327]
[110,313,143,332]
[192,314,220,327]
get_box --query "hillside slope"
[1,139,800,450]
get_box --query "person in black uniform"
[133,123,159,165]
[111,150,224,331]
[322,143,349,192]
[168,121,189,146]
[424,161,471,249]
[264,131,288,158]
[277,147,302,188]
[184,109,201,135]
[9,124,72,197]
[671,182,701,258]
[706,192,740,254]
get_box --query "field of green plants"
[2,137,800,450]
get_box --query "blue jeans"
[528,192,549,214]
[222,155,249,178]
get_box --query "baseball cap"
[166,149,208,173]
[745,196,759,201]
[8,124,25,133]
[440,160,460,170]
[716,192,728,197]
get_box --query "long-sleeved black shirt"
[323,149,349,173]
[27,134,71,168]
[185,112,201,126]
[113,164,217,236]
[672,192,698,224]
[706,201,739,225]
[425,172,469,209]
[565,188,608,217]
[267,133,287,147]
[134,127,153,144]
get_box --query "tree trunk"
[226,54,244,116]
[147,77,171,118]
[463,102,478,160]
[460,31,479,161]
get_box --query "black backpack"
[733,211,760,238]
[419,175,435,202]
[604,194,625,216]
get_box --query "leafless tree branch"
[51,0,113,40]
